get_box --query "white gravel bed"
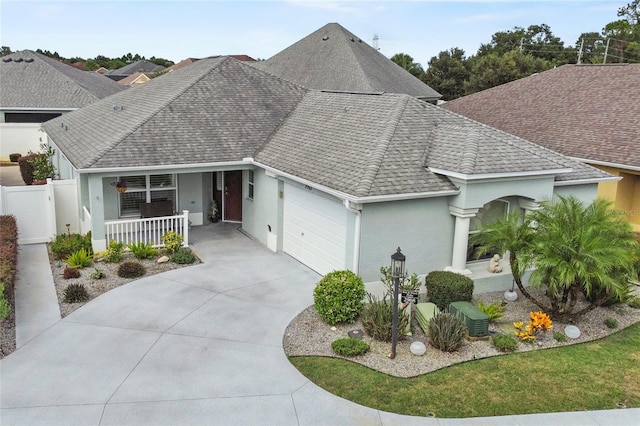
[283,288,640,378]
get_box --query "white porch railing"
[105,210,189,248]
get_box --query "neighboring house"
[442,64,640,232]
[95,67,109,74]
[105,60,166,82]
[253,23,441,102]
[117,72,154,86]
[0,50,126,161]
[42,56,612,286]
[165,58,200,73]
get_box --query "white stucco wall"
[242,169,281,249]
[0,123,43,160]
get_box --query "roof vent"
[350,37,354,42]
[25,58,34,63]
[2,58,12,62]
[14,58,23,63]
[322,36,329,41]
[112,104,124,111]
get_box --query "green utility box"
[415,302,440,335]
[449,301,489,337]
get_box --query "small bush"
[63,283,89,303]
[428,312,468,352]
[50,232,92,260]
[161,231,183,254]
[104,240,125,263]
[0,215,18,294]
[475,300,505,322]
[65,248,93,269]
[90,268,105,279]
[604,318,619,329]
[627,297,640,309]
[331,338,370,357]
[63,267,81,279]
[313,270,365,326]
[171,248,196,264]
[425,271,474,311]
[553,331,567,342]
[117,261,146,278]
[128,242,157,260]
[0,283,10,320]
[361,292,409,342]
[492,334,517,352]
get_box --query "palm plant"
[528,196,638,317]
[470,210,545,309]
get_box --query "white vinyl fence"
[105,210,190,248]
[0,179,79,244]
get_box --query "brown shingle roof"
[442,64,640,169]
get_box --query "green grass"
[289,322,640,418]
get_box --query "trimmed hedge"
[0,215,18,321]
[425,270,474,311]
[313,270,365,325]
[17,154,39,185]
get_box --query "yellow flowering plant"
[514,311,553,342]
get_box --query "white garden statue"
[488,254,503,273]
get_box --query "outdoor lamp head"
[390,247,405,278]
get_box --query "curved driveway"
[1,225,637,425]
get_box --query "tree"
[575,32,607,63]
[390,53,424,78]
[618,0,640,24]
[464,50,550,95]
[422,48,470,100]
[1,46,11,57]
[474,197,639,319]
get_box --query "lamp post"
[389,247,406,359]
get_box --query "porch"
[104,210,190,248]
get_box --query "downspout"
[344,200,362,275]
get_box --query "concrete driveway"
[2,224,638,425]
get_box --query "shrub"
[63,267,81,279]
[117,261,146,278]
[428,312,468,352]
[104,240,125,263]
[63,283,89,303]
[171,248,196,264]
[425,271,473,310]
[0,283,10,320]
[0,215,18,293]
[604,318,619,329]
[553,331,567,342]
[628,297,640,309]
[331,338,370,357]
[475,300,505,322]
[161,231,183,254]
[17,154,37,185]
[313,270,365,325]
[361,292,409,342]
[128,242,157,260]
[492,334,517,352]
[50,232,92,260]
[90,268,105,279]
[65,249,92,269]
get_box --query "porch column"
[88,174,107,252]
[447,206,479,275]
[519,199,540,216]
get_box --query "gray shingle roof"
[253,23,441,100]
[441,64,640,169]
[105,60,166,76]
[0,50,126,109]
[257,93,606,197]
[43,57,307,169]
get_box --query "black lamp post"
[389,247,406,359]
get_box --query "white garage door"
[283,183,346,275]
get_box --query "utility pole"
[577,39,584,64]
[603,38,610,64]
[519,38,524,52]
[373,33,379,51]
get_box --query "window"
[118,174,176,217]
[247,170,255,200]
[467,200,510,262]
[4,112,62,123]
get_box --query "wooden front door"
[223,171,242,222]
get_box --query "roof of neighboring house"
[43,57,607,199]
[165,58,200,72]
[441,63,640,169]
[253,23,441,101]
[0,50,126,109]
[117,72,153,86]
[106,60,166,76]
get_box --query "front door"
[224,171,242,222]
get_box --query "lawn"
[289,322,640,418]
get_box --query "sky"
[0,0,625,67]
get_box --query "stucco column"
[447,206,479,275]
[88,174,107,252]
[519,199,540,216]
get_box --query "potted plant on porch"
[209,199,219,223]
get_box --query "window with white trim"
[247,170,255,200]
[118,174,177,217]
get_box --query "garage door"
[283,183,346,275]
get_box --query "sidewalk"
[14,244,61,347]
